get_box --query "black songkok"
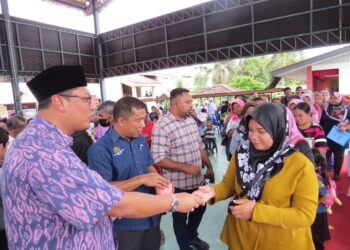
[27,65,87,102]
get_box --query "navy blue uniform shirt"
[88,127,159,230]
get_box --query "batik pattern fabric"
[1,116,124,250]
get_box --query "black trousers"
[0,229,8,250]
[326,139,345,175]
[204,137,217,152]
[311,212,331,250]
[114,224,160,250]
[172,187,207,250]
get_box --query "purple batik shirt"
[1,116,124,250]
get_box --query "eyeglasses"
[59,94,92,104]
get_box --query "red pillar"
[306,66,313,90]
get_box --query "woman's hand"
[229,199,256,220]
[193,185,216,204]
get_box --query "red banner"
[313,69,338,77]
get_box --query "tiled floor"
[160,137,230,250]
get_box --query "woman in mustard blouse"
[196,103,318,250]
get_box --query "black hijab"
[236,103,295,200]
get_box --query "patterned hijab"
[236,103,295,200]
[325,92,347,122]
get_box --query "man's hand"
[185,164,201,176]
[229,199,256,220]
[204,168,214,181]
[193,185,215,204]
[175,193,201,213]
[227,129,235,138]
[141,173,170,188]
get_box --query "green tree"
[176,79,184,88]
[230,75,265,90]
[191,74,208,93]
[210,61,239,85]
[239,57,270,83]
[190,51,305,91]
[267,52,304,71]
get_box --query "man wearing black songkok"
[1,65,202,249]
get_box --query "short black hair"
[38,97,52,110]
[38,89,74,110]
[289,94,301,100]
[0,127,9,147]
[97,100,115,113]
[260,94,270,100]
[294,102,311,113]
[170,88,190,102]
[113,96,147,120]
[283,87,291,92]
[252,97,263,102]
[7,115,26,130]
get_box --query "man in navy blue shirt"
[88,96,170,250]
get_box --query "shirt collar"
[108,126,144,144]
[108,126,122,144]
[167,112,190,122]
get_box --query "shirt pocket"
[112,151,134,180]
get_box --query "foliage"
[211,61,239,85]
[239,57,270,83]
[230,75,265,90]
[187,51,305,92]
[191,74,209,93]
[176,79,184,88]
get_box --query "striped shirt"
[298,124,328,150]
[151,112,204,190]
[205,126,216,139]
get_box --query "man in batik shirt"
[1,65,202,250]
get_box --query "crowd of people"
[0,65,349,250]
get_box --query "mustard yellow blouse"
[211,152,318,250]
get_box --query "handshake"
[162,185,256,220]
[155,183,216,213]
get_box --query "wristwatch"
[170,194,180,212]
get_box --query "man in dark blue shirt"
[87,96,170,250]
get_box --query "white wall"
[0,82,36,104]
[104,77,123,101]
[0,82,101,104]
[312,53,350,94]
[339,65,350,94]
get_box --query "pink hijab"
[301,92,320,124]
[286,108,304,146]
[230,98,245,121]
[301,92,315,104]
[287,99,302,110]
